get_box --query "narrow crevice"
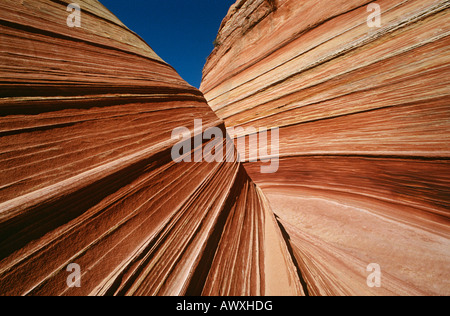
[274,215,310,296]
[184,165,247,296]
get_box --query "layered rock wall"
[1,0,449,296]
[201,0,450,295]
[0,0,302,296]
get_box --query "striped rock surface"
[201,0,450,295]
[0,0,304,296]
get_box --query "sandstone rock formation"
[201,0,450,295]
[0,0,302,296]
[1,0,449,297]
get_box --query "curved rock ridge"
[201,0,450,295]
[0,0,303,296]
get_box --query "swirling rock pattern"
[201,0,450,295]
[1,0,449,296]
[0,0,302,296]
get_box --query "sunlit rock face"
[1,0,449,297]
[0,0,304,296]
[201,0,450,295]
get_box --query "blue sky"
[102,0,236,88]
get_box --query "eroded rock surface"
[0,0,302,296]
[1,0,449,296]
[201,0,450,295]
